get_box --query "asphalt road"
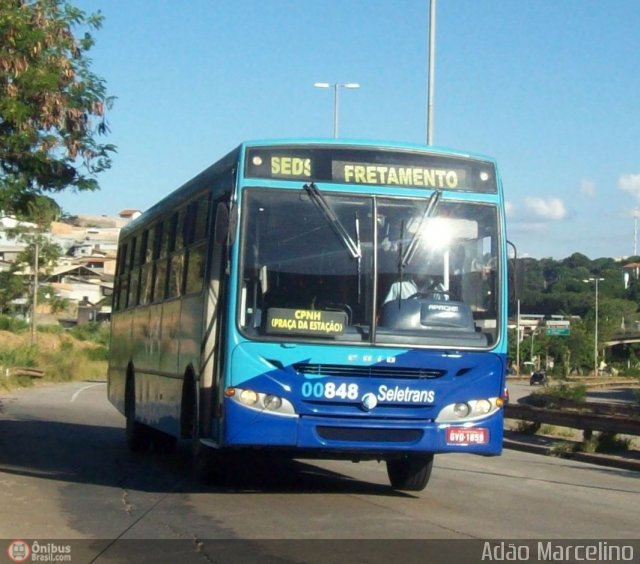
[0,381,639,562]
[506,377,640,405]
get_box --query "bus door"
[199,199,233,442]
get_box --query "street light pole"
[314,82,360,138]
[427,0,436,145]
[583,277,605,377]
[634,208,639,256]
[515,299,521,374]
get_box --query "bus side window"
[167,209,186,299]
[168,253,185,299]
[116,242,128,310]
[194,195,210,241]
[126,237,139,308]
[128,269,140,308]
[118,276,129,311]
[185,243,206,294]
[154,220,169,302]
[139,227,155,305]
[183,195,210,295]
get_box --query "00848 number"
[301,381,359,400]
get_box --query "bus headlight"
[226,387,297,417]
[476,399,492,414]
[436,398,501,423]
[453,403,471,418]
[263,395,282,411]
[239,389,259,406]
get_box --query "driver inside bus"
[383,271,449,304]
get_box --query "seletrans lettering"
[377,385,435,404]
[301,382,435,404]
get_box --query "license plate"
[446,427,489,445]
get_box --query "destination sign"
[245,145,497,193]
[270,156,311,178]
[332,160,463,189]
[266,307,347,337]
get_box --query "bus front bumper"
[222,399,503,456]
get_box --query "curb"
[503,433,640,472]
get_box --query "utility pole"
[31,239,39,345]
[515,299,521,374]
[583,277,604,377]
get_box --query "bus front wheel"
[185,387,225,483]
[386,454,434,491]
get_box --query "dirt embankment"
[0,329,108,392]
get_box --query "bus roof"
[120,138,498,239]
[239,138,497,164]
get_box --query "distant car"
[529,371,547,386]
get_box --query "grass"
[550,442,574,457]
[68,322,110,346]
[0,315,29,333]
[545,382,588,406]
[0,343,38,368]
[514,420,541,434]
[580,432,632,454]
[540,424,576,438]
[514,420,578,439]
[0,327,108,391]
[542,431,632,458]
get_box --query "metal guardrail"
[504,403,640,436]
[2,366,45,379]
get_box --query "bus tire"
[184,379,222,483]
[386,454,434,491]
[125,373,151,452]
[192,443,223,484]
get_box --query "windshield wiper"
[400,189,441,267]
[303,183,361,260]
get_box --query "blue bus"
[108,139,508,491]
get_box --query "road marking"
[71,382,105,402]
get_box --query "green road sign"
[546,327,570,336]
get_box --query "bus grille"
[316,426,423,443]
[293,363,445,379]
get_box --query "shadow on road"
[0,418,410,497]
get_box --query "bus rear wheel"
[386,454,434,491]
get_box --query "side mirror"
[507,240,523,315]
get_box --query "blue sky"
[60,0,640,260]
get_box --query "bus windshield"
[239,187,500,347]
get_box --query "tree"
[3,194,65,325]
[0,0,115,214]
[0,270,26,314]
[563,252,592,270]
